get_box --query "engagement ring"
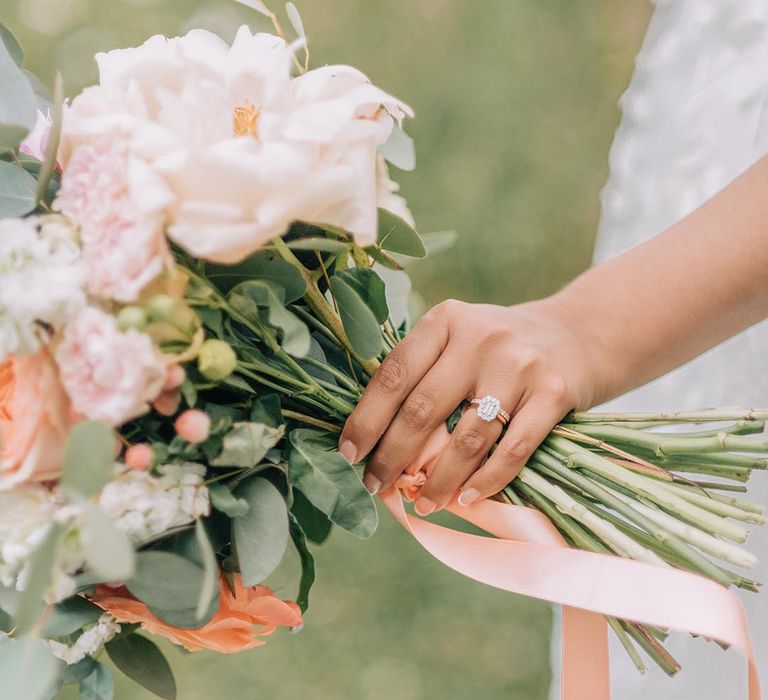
[469,396,510,425]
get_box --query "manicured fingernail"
[458,488,481,507]
[414,497,436,516]
[339,440,358,464]
[363,472,381,495]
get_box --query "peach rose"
[91,575,301,653]
[0,352,76,489]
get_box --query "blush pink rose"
[0,351,76,489]
[55,134,170,303]
[55,307,166,426]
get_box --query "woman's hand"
[338,297,604,515]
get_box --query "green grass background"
[4,1,649,697]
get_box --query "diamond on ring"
[468,396,510,425]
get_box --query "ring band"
[469,395,510,425]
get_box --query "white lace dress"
[550,1,768,698]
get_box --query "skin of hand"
[339,157,768,515]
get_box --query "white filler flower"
[98,462,210,543]
[0,216,85,361]
[49,613,121,665]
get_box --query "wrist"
[533,289,621,409]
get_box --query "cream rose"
[59,26,412,264]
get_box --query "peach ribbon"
[380,489,762,700]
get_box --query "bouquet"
[0,3,764,698]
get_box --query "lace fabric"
[550,2,768,697]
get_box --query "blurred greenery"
[4,1,649,697]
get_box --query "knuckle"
[431,298,463,322]
[542,375,571,407]
[368,452,400,482]
[453,427,488,459]
[400,392,435,430]
[372,356,407,394]
[513,346,541,372]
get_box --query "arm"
[339,157,768,515]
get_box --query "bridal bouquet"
[0,3,765,698]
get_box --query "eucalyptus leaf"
[106,634,176,700]
[375,266,412,328]
[209,483,250,518]
[292,489,332,545]
[0,637,59,700]
[0,25,23,66]
[329,276,383,360]
[43,596,102,638]
[379,126,416,171]
[194,520,218,620]
[126,551,204,613]
[229,280,311,357]
[60,656,96,685]
[249,393,284,428]
[285,2,306,38]
[0,160,35,216]
[80,662,114,700]
[336,267,389,324]
[233,477,289,585]
[287,237,349,253]
[80,503,135,582]
[287,429,377,538]
[377,208,426,258]
[23,70,52,114]
[13,524,62,634]
[61,421,115,500]
[210,421,284,467]
[0,39,36,149]
[288,513,315,613]
[208,250,306,300]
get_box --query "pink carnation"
[55,135,169,303]
[55,307,166,426]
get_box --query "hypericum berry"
[125,443,154,471]
[163,363,187,391]
[146,294,177,322]
[174,409,212,444]
[152,389,182,416]
[116,305,148,332]
[197,339,237,381]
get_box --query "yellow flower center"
[233,102,261,139]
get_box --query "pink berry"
[125,443,154,471]
[153,389,182,416]
[163,363,186,391]
[174,409,212,444]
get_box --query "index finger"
[338,309,449,464]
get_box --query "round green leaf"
[80,661,114,700]
[106,634,176,700]
[62,421,115,500]
[126,551,205,612]
[0,161,36,217]
[0,39,36,149]
[330,276,384,360]
[233,477,289,585]
[377,208,426,258]
[80,503,135,583]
